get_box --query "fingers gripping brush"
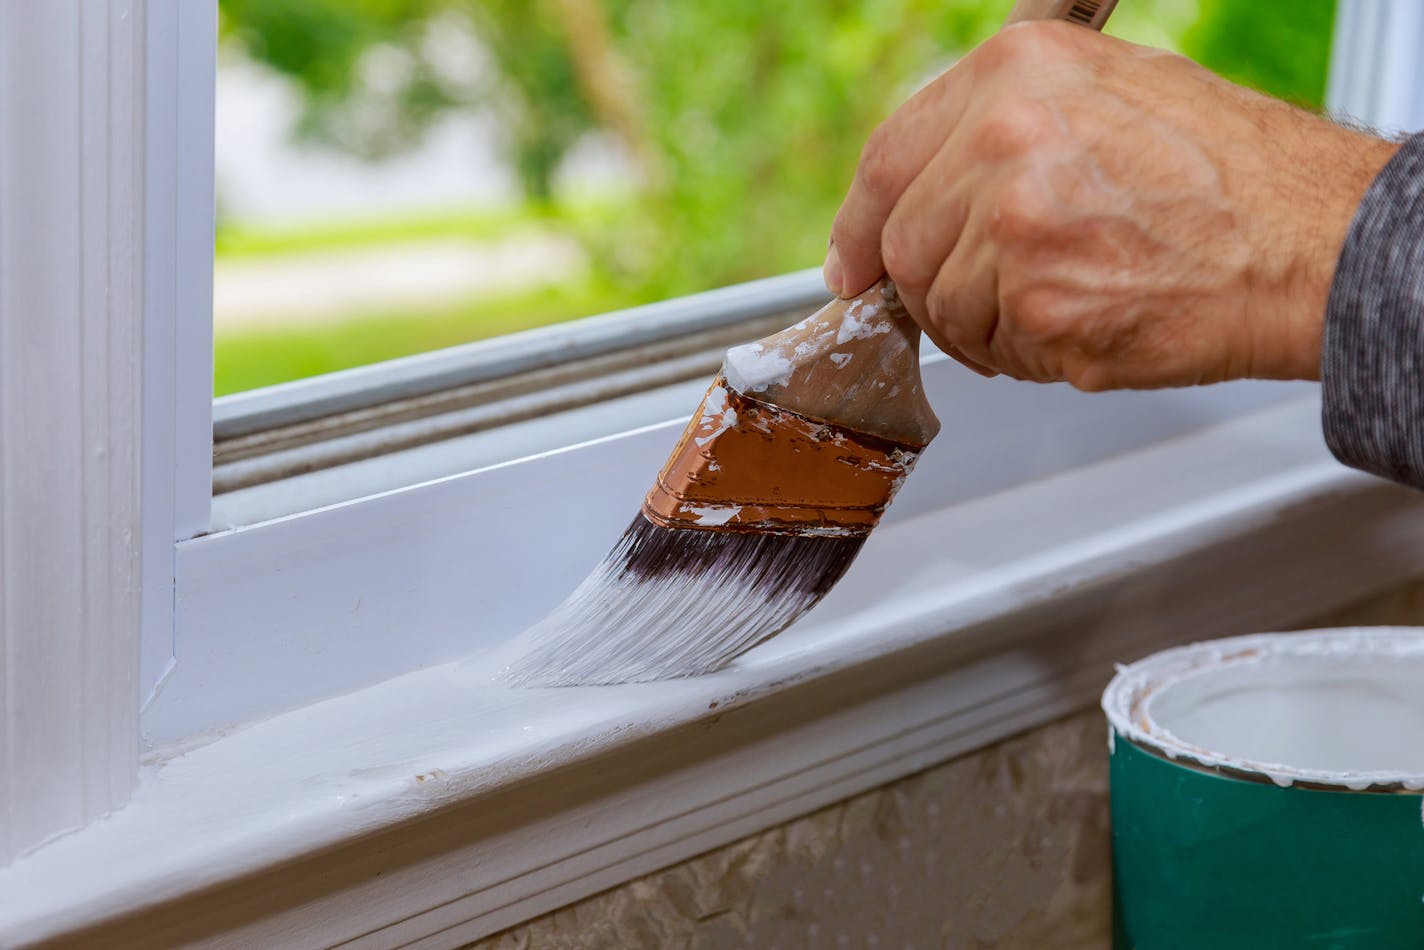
[501,0,1118,689]
[500,281,935,687]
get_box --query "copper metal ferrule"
[641,375,927,538]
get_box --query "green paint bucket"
[1102,628,1424,950]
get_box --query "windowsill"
[152,361,1324,745]
[8,395,1424,948]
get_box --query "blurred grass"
[212,197,643,395]
[214,208,533,258]
[213,275,639,395]
[213,193,630,257]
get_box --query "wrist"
[1254,129,1401,381]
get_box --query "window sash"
[209,271,830,498]
[212,270,832,440]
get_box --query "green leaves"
[1184,0,1336,108]
[218,0,1336,306]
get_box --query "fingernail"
[822,244,843,297]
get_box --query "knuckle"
[879,219,930,292]
[988,173,1053,244]
[971,101,1055,163]
[1065,363,1112,392]
[975,26,1029,72]
[923,285,957,341]
[924,285,980,356]
[1003,285,1069,343]
[976,21,1066,72]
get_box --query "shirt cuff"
[1322,131,1424,490]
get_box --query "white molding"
[139,0,216,700]
[0,0,146,863]
[6,398,1424,946]
[1328,0,1424,132]
[152,361,1312,747]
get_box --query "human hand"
[823,21,1399,390]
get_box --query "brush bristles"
[498,515,864,687]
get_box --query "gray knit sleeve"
[1322,132,1424,489]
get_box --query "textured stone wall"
[473,581,1424,950]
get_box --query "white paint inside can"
[1102,628,1424,790]
[1150,653,1424,775]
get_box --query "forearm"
[1323,132,1424,489]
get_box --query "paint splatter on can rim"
[1102,627,1424,793]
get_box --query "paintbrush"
[501,0,1118,688]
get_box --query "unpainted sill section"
[8,397,1424,948]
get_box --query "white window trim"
[0,0,147,864]
[0,0,214,865]
[3,1,1423,945]
[1328,0,1424,133]
[140,0,218,704]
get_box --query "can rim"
[1101,627,1424,792]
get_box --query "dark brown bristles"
[497,514,864,687]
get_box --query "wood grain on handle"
[1006,0,1118,30]
[725,280,940,446]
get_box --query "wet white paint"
[835,299,893,345]
[1103,629,1424,791]
[724,341,797,393]
[724,286,898,395]
[1155,654,1424,775]
[694,384,738,447]
[686,504,742,527]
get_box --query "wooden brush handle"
[724,280,940,446]
[1006,0,1118,30]
[726,0,1119,445]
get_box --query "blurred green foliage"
[215,0,1336,393]
[1184,0,1336,108]
[214,275,626,394]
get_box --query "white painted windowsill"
[7,390,1424,948]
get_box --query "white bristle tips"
[497,519,863,688]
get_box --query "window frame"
[5,0,1424,942]
[144,0,1424,746]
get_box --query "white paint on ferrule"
[694,383,738,447]
[685,505,742,527]
[1102,628,1424,791]
[723,342,794,393]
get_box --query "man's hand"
[823,21,1399,390]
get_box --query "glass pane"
[213,0,1335,396]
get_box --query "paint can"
[1102,628,1424,949]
